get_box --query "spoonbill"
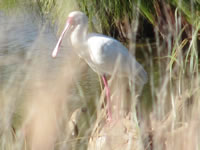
[52,11,147,121]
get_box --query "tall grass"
[0,0,200,150]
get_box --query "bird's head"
[67,11,88,28]
[52,11,88,58]
[62,11,88,35]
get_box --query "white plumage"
[52,11,147,85]
[52,11,148,121]
[87,33,147,85]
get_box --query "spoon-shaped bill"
[52,22,70,58]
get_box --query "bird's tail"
[132,60,148,87]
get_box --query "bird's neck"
[70,24,88,49]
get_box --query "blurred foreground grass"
[0,0,200,150]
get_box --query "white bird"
[52,11,147,121]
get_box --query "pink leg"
[102,75,112,121]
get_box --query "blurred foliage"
[0,0,199,41]
[0,0,20,10]
[77,0,136,42]
[76,0,200,42]
[36,0,56,15]
[0,0,199,77]
[0,1,199,149]
[134,0,155,24]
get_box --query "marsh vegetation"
[0,0,199,150]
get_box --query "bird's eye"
[67,17,75,25]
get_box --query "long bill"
[52,22,70,58]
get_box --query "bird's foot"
[106,111,112,123]
[106,116,112,123]
[105,115,119,128]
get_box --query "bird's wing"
[87,33,148,84]
[87,33,129,64]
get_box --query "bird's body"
[87,33,130,73]
[52,11,147,121]
[87,33,147,83]
[79,33,146,85]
